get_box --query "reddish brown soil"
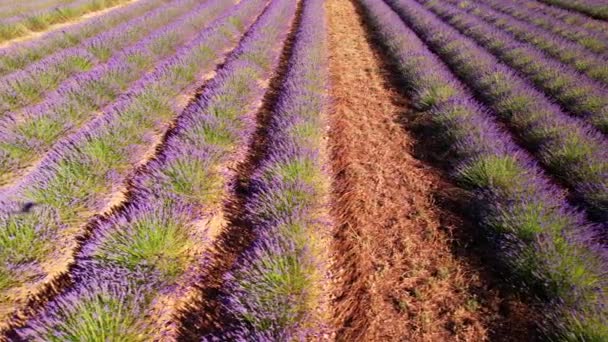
[326,0,539,341]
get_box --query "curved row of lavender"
[387,0,608,224]
[0,0,268,326]
[0,0,103,25]
[506,0,608,39]
[0,0,78,20]
[15,0,299,338]
[449,0,608,86]
[537,0,608,21]
[0,0,163,76]
[361,0,607,338]
[0,0,204,114]
[213,0,330,339]
[418,0,608,136]
[0,0,81,22]
[0,0,132,42]
[475,0,608,56]
[0,0,233,187]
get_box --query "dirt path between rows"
[326,0,538,340]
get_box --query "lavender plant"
[387,0,608,224]
[360,0,608,338]
[0,0,78,20]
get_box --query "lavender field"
[0,0,606,340]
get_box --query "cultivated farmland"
[0,0,606,340]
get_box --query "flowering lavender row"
[418,0,608,136]
[216,0,330,339]
[0,0,95,25]
[15,0,301,338]
[0,0,133,42]
[537,0,608,21]
[452,0,608,86]
[475,0,608,55]
[0,0,204,114]
[0,0,77,20]
[360,0,608,338]
[388,0,608,224]
[0,0,163,76]
[0,0,268,327]
[0,0,233,187]
[505,0,608,39]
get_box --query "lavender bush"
[451,0,608,85]
[537,0,608,20]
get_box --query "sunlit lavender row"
[476,0,608,57]
[215,0,330,338]
[0,0,233,186]
[0,0,132,42]
[0,0,267,327]
[0,0,204,114]
[0,0,166,76]
[449,0,608,86]
[388,0,608,224]
[419,0,608,135]
[15,0,299,338]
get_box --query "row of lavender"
[390,0,608,224]
[12,0,299,338]
[0,0,163,75]
[0,0,267,327]
[0,0,203,114]
[538,0,608,20]
[0,0,76,20]
[362,0,607,339]
[423,0,608,136]
[450,0,608,86]
[475,0,608,56]
[0,0,133,42]
[0,0,233,187]
[214,0,330,338]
